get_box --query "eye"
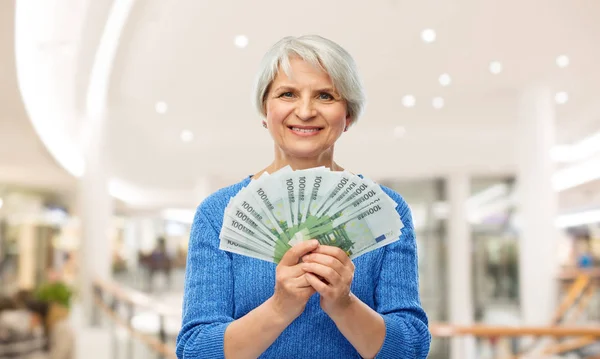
[318,93,334,101]
[279,92,294,98]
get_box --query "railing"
[430,270,600,359]
[92,278,181,359]
[92,270,600,359]
[430,324,600,358]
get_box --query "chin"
[283,144,330,159]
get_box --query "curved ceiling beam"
[14,0,87,177]
[14,0,196,209]
[85,0,136,120]
[14,0,136,180]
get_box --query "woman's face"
[264,57,351,160]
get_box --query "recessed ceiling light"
[432,97,445,109]
[393,126,407,138]
[489,61,503,74]
[0,198,3,209]
[155,101,168,114]
[180,130,194,142]
[421,29,436,43]
[556,55,570,68]
[555,91,569,105]
[438,73,451,87]
[402,95,416,108]
[234,35,249,49]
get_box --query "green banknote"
[219,167,404,264]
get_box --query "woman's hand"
[300,245,355,317]
[271,239,319,322]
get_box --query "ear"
[344,115,353,132]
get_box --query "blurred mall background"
[1,0,600,358]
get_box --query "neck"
[256,146,344,177]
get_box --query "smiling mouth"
[288,126,323,133]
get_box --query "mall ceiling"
[4,0,600,211]
[105,0,600,190]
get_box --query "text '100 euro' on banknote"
[219,166,403,264]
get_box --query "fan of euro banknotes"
[219,166,404,264]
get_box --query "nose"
[295,98,317,121]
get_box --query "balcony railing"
[92,269,600,359]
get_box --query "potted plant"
[34,280,74,328]
[35,281,73,309]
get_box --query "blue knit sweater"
[176,176,431,358]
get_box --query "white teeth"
[292,127,319,133]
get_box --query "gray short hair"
[252,35,366,125]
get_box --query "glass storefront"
[0,185,191,296]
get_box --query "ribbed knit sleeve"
[374,190,431,359]
[176,202,233,359]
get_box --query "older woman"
[176,35,430,359]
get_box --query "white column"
[78,113,113,326]
[446,173,476,359]
[516,86,559,326]
[18,223,36,290]
[122,218,140,268]
[139,217,160,253]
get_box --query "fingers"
[302,253,345,276]
[278,271,313,288]
[277,263,304,279]
[300,261,342,285]
[300,245,355,289]
[311,245,353,267]
[292,275,312,288]
[278,239,319,266]
[304,272,330,293]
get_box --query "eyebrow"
[315,87,338,94]
[271,85,295,93]
[272,85,339,95]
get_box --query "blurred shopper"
[176,35,430,359]
[146,236,172,292]
[577,248,594,269]
[11,291,74,359]
[0,296,46,359]
[576,235,595,269]
[23,300,74,359]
